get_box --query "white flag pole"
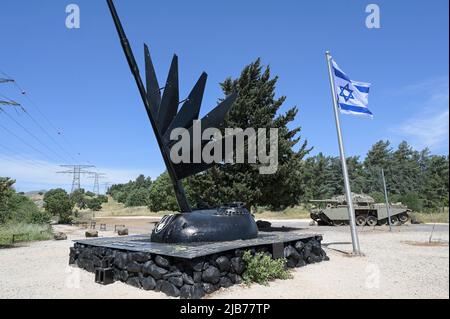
[325,51,361,255]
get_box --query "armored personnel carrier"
[310,193,411,226]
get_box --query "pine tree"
[187,59,310,209]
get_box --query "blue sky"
[0,0,448,192]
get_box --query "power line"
[0,143,49,169]
[57,165,95,193]
[0,121,56,162]
[0,106,69,162]
[0,69,91,164]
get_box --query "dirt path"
[0,221,448,299]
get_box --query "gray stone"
[126,276,141,288]
[294,241,305,252]
[168,276,184,288]
[163,271,182,279]
[180,285,193,299]
[231,257,245,275]
[284,245,301,260]
[117,228,128,236]
[160,281,180,297]
[54,232,67,240]
[191,259,204,272]
[193,271,202,283]
[120,270,129,282]
[131,252,149,263]
[192,283,205,299]
[85,230,98,238]
[227,273,243,284]
[141,276,156,290]
[155,280,164,292]
[155,255,170,268]
[144,263,168,280]
[141,260,154,274]
[127,261,142,273]
[219,276,233,288]
[182,273,194,285]
[203,283,218,294]
[113,252,128,269]
[215,256,231,272]
[202,266,220,284]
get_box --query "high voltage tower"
[87,172,107,195]
[57,165,95,193]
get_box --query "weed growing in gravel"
[242,250,291,285]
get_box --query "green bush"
[147,172,179,212]
[125,188,149,207]
[43,189,74,224]
[87,197,103,211]
[242,250,291,285]
[9,193,51,224]
[97,195,109,203]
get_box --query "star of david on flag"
[332,60,373,118]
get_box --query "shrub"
[87,197,103,211]
[147,172,179,212]
[97,195,109,203]
[242,250,291,285]
[125,188,149,207]
[8,193,51,224]
[43,189,74,224]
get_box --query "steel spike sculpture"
[106,0,258,243]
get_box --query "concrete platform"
[74,232,323,259]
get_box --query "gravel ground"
[0,219,448,299]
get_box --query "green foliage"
[148,172,179,212]
[301,141,449,212]
[242,250,291,285]
[97,195,109,203]
[0,177,16,223]
[43,188,74,224]
[86,197,103,211]
[108,175,152,207]
[70,188,87,209]
[125,188,150,207]
[85,191,96,197]
[8,193,51,224]
[1,178,50,225]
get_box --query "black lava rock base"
[69,236,328,299]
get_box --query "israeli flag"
[332,60,373,117]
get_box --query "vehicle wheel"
[366,216,378,227]
[390,216,399,226]
[398,214,409,224]
[356,215,367,226]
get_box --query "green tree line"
[106,59,448,213]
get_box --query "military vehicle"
[310,193,411,226]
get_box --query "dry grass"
[75,197,171,221]
[253,206,310,220]
[0,223,53,246]
[411,210,449,224]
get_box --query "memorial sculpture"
[68,0,328,299]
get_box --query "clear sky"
[0,0,448,192]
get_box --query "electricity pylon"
[57,165,95,193]
[88,172,107,195]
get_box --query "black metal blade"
[158,55,180,134]
[144,44,161,117]
[163,72,207,143]
[188,93,237,133]
[173,132,240,180]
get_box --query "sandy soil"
[0,218,448,299]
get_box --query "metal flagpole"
[381,168,392,231]
[325,51,361,255]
